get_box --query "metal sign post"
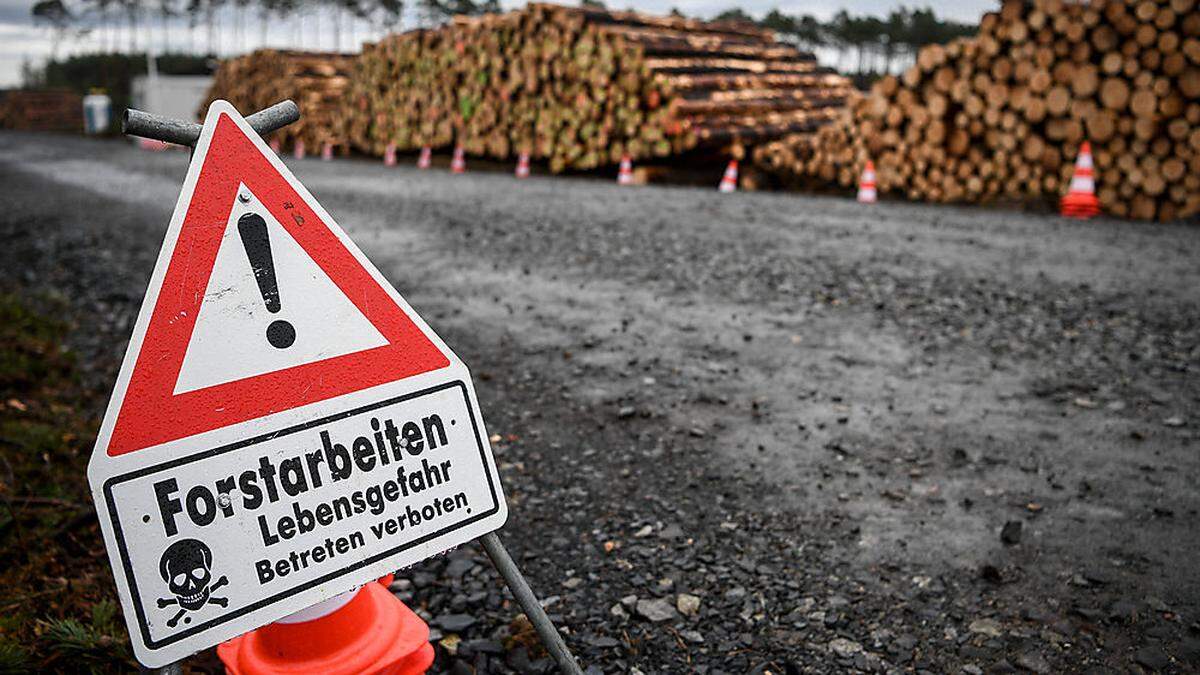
[121,101,581,675]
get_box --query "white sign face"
[87,101,507,667]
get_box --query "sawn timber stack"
[343,3,855,171]
[753,0,1200,221]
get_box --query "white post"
[145,44,158,115]
[275,587,359,624]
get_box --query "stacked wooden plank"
[754,0,1200,221]
[0,90,83,132]
[200,50,356,152]
[343,4,855,171]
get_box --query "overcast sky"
[0,0,998,87]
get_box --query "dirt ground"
[1,131,1198,673]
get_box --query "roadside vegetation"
[0,293,132,673]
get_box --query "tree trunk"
[203,4,855,171]
[334,4,342,52]
[206,5,215,55]
[751,0,1200,221]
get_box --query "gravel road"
[2,131,1199,673]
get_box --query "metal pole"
[121,108,200,146]
[244,101,301,139]
[122,100,300,147]
[479,532,583,675]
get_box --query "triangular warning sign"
[89,102,506,670]
[102,102,450,456]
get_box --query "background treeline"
[31,0,975,79]
[28,0,502,59]
[709,6,977,82]
[20,53,212,124]
[30,0,508,54]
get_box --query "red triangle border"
[107,112,449,456]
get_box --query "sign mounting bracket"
[123,100,300,148]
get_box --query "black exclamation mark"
[237,213,296,349]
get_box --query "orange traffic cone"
[417,146,432,169]
[321,142,334,161]
[269,138,281,155]
[292,140,305,160]
[617,154,634,185]
[450,146,467,174]
[218,583,433,675]
[857,160,877,203]
[515,151,531,178]
[718,160,738,192]
[384,142,397,167]
[1061,141,1101,218]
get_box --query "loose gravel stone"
[1015,651,1051,673]
[676,593,701,616]
[829,637,863,659]
[1001,521,1023,545]
[1134,645,1170,670]
[434,614,477,632]
[968,618,1004,637]
[635,598,677,622]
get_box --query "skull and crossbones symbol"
[156,539,229,628]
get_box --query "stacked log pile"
[200,50,355,151]
[343,4,855,171]
[754,0,1200,221]
[0,90,83,132]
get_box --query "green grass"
[0,639,32,674]
[40,602,130,672]
[0,295,73,390]
[0,293,134,673]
